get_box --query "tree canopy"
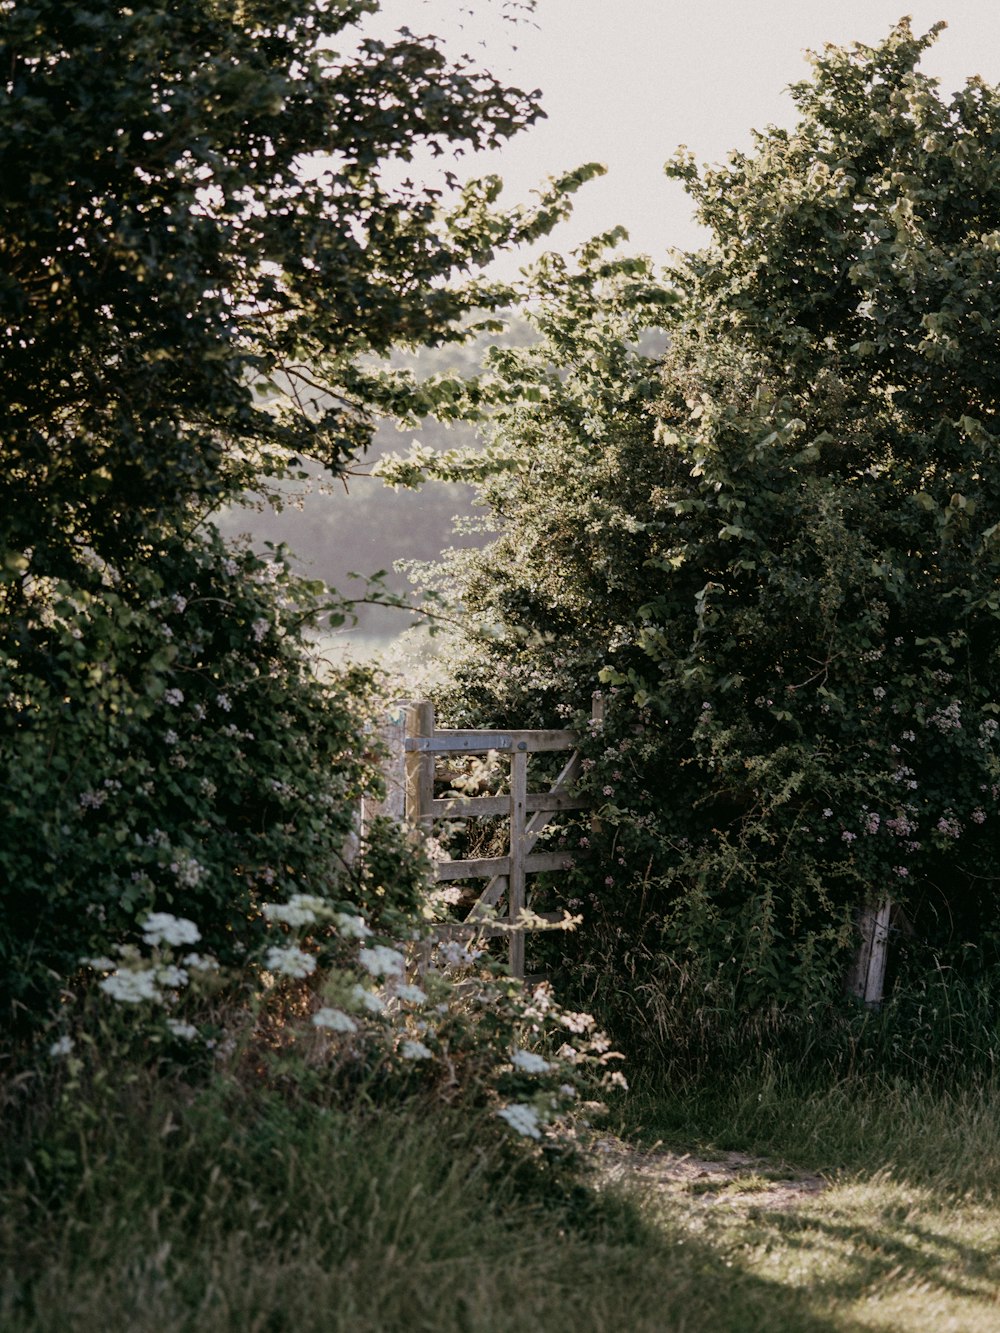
[419,21,1000,1063]
[0,0,589,1017]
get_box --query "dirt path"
[588,1134,828,1211]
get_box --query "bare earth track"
[590,1135,828,1212]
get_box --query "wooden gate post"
[508,744,529,979]
[405,700,435,829]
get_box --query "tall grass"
[0,1051,686,1333]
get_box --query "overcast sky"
[371,1,1000,273]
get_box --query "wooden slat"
[469,875,508,916]
[526,791,589,813]
[430,794,511,819]
[524,851,575,874]
[429,921,510,939]
[430,790,588,819]
[434,856,510,880]
[405,728,577,755]
[435,850,572,884]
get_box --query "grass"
[4,1049,1000,1330]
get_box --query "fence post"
[508,744,528,979]
[405,700,435,829]
[360,700,409,839]
[846,898,892,1006]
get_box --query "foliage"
[414,22,1000,1065]
[0,0,592,1023]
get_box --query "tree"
[418,22,1000,1067]
[0,0,590,1018]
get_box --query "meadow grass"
[4,1049,1000,1330]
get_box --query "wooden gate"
[366,698,599,978]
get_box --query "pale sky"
[371,1,1000,273]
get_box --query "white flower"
[559,1011,595,1034]
[99,969,162,1004]
[251,618,270,642]
[263,894,325,927]
[348,984,385,1014]
[182,952,219,972]
[49,1035,74,1058]
[497,1103,542,1139]
[83,955,116,971]
[163,688,184,707]
[163,729,179,746]
[170,856,205,889]
[216,692,232,712]
[394,984,427,1005]
[166,1019,198,1041]
[510,1049,552,1074]
[608,1070,629,1090]
[155,964,189,988]
[400,1039,433,1060]
[358,945,406,977]
[333,912,372,939]
[142,912,201,947]
[263,945,315,979]
[312,1007,358,1033]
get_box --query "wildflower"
[822,808,833,818]
[163,688,184,707]
[216,692,232,712]
[334,912,372,939]
[358,945,406,977]
[511,1049,552,1074]
[166,1019,198,1041]
[348,984,386,1014]
[841,830,857,843]
[394,984,428,1004]
[936,816,962,839]
[99,969,162,1004]
[263,945,316,978]
[604,875,614,886]
[170,594,187,614]
[608,1070,629,1090]
[263,894,325,927]
[497,1103,542,1139]
[893,866,910,878]
[873,686,886,700]
[863,812,880,835]
[972,809,987,825]
[84,955,116,970]
[312,1008,358,1033]
[155,964,189,988]
[78,790,107,810]
[182,952,219,972]
[251,618,270,642]
[602,786,614,797]
[49,1035,74,1058]
[142,913,201,947]
[400,1039,433,1060]
[559,1011,595,1034]
[169,856,205,889]
[163,729,179,746]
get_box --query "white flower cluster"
[143,913,201,947]
[263,894,327,927]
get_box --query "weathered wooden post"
[360,699,409,838]
[846,898,892,1006]
[404,700,435,829]
[508,739,529,980]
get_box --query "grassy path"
[585,1130,1000,1331]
